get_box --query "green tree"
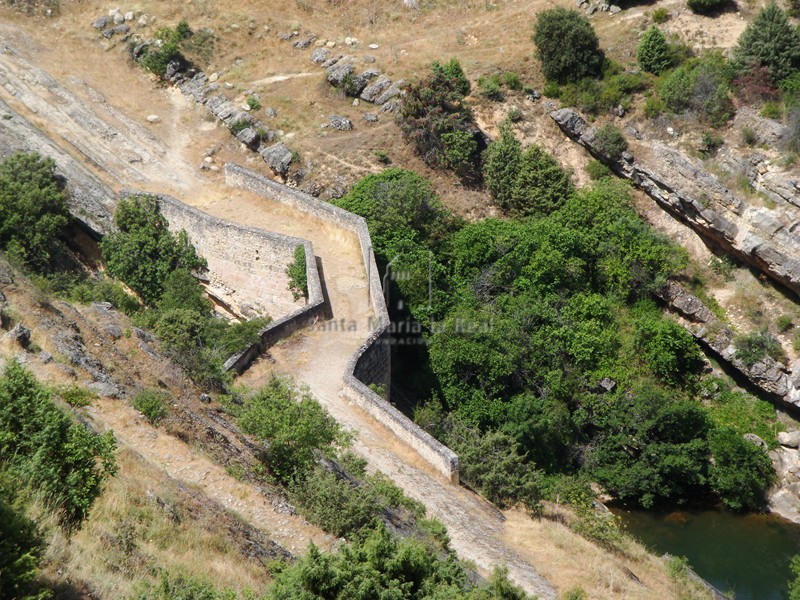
[509,144,574,216]
[658,53,733,126]
[101,195,205,305]
[431,57,471,98]
[634,310,703,387]
[483,123,522,210]
[707,427,773,511]
[286,245,308,300]
[0,360,117,525]
[0,152,70,271]
[637,27,671,75]
[733,3,800,84]
[532,8,604,83]
[593,123,628,158]
[237,377,344,483]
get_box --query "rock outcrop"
[551,108,800,298]
[656,280,800,413]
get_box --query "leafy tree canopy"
[532,8,604,83]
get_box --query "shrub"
[478,75,503,100]
[246,95,261,111]
[286,245,308,300]
[791,555,800,600]
[563,588,588,600]
[733,65,779,104]
[699,131,723,158]
[735,330,786,366]
[374,150,391,164]
[56,384,96,408]
[507,106,523,122]
[132,390,169,425]
[101,195,206,305]
[503,71,523,90]
[398,60,483,182]
[543,80,561,98]
[483,123,521,210]
[594,123,628,157]
[0,361,116,525]
[644,94,666,118]
[237,376,344,483]
[732,3,800,84]
[586,159,611,180]
[741,126,757,146]
[761,101,783,119]
[0,481,46,600]
[637,27,671,75]
[687,0,731,15]
[709,256,736,280]
[708,426,773,510]
[510,145,575,216]
[777,314,794,332]
[652,7,670,22]
[658,53,734,126]
[0,152,70,271]
[532,8,604,84]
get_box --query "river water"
[613,508,800,599]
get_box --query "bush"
[594,123,628,157]
[398,60,483,182]
[735,330,786,366]
[791,555,800,600]
[237,376,344,483]
[708,426,773,510]
[741,126,757,146]
[658,53,734,126]
[101,195,206,305]
[687,0,731,15]
[777,315,794,332]
[634,311,703,387]
[0,152,70,271]
[761,101,783,119]
[543,81,561,98]
[532,8,604,84]
[733,3,800,84]
[246,95,261,111]
[638,27,671,75]
[478,75,503,100]
[733,65,779,104]
[286,245,308,300]
[586,159,611,180]
[644,94,666,118]
[652,7,670,22]
[699,131,723,158]
[483,123,521,210]
[503,72,523,90]
[507,106,523,122]
[0,361,117,525]
[56,384,97,408]
[510,145,575,216]
[132,390,169,425]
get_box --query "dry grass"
[40,449,272,598]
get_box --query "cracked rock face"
[551,108,800,299]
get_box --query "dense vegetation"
[0,361,117,598]
[0,152,70,271]
[337,168,777,514]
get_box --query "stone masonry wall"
[124,191,305,321]
[224,163,459,484]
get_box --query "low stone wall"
[121,191,327,374]
[224,163,460,484]
[122,191,309,321]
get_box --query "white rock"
[223,82,234,89]
[204,156,214,164]
[208,72,219,83]
[113,12,125,24]
[326,40,336,48]
[352,98,359,106]
[779,431,800,448]
[315,39,326,47]
[146,114,160,123]
[368,43,379,49]
[124,11,134,21]
[108,8,120,16]
[345,37,353,45]
[137,15,148,26]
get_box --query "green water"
[614,507,800,599]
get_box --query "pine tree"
[733,3,800,84]
[532,8,604,83]
[637,27,671,75]
[482,123,522,210]
[510,145,574,216]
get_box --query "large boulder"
[311,47,331,64]
[326,61,355,87]
[778,430,800,448]
[360,74,392,102]
[260,142,293,176]
[329,115,353,131]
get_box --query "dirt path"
[88,397,336,556]
[0,25,555,599]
